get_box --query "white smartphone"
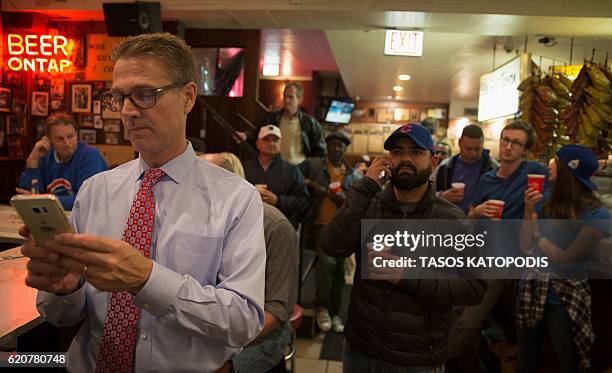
[10,194,75,244]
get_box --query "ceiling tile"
[267,10,313,29]
[346,11,391,29]
[582,19,612,36]
[229,10,277,28]
[307,11,349,29]
[517,0,569,13]
[196,10,243,28]
[564,0,612,13]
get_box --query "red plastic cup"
[527,174,545,194]
[489,199,505,219]
[329,181,342,193]
[451,182,465,193]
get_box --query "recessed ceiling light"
[393,86,404,92]
[398,74,411,81]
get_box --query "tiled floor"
[288,251,353,372]
[291,333,342,373]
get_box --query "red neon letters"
[6,34,73,73]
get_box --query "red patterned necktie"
[95,168,165,373]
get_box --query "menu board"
[86,34,126,81]
[478,56,521,122]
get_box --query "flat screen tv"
[325,100,355,124]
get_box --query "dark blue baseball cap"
[384,123,436,153]
[556,144,598,191]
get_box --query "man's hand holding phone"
[20,225,82,295]
[26,136,51,169]
[13,194,152,295]
[365,155,392,186]
[15,188,32,195]
[41,233,154,294]
[21,229,154,295]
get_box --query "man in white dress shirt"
[20,33,266,373]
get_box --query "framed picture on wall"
[80,114,94,128]
[12,99,26,114]
[94,115,104,129]
[92,81,108,98]
[393,108,410,122]
[6,72,22,87]
[35,118,46,139]
[103,120,121,133]
[71,84,92,113]
[93,100,102,114]
[51,98,65,111]
[0,87,12,112]
[105,133,119,145]
[8,135,26,158]
[376,108,394,123]
[34,74,50,91]
[7,115,25,135]
[79,129,96,144]
[51,78,65,97]
[31,91,49,116]
[0,128,5,148]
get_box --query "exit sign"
[384,30,424,57]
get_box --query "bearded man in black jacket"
[322,123,486,372]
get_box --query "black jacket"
[257,109,326,158]
[434,150,498,192]
[322,177,486,366]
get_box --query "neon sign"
[6,34,73,73]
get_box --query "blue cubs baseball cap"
[556,144,598,191]
[384,123,436,153]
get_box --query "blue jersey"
[18,141,107,210]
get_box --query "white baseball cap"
[258,125,282,140]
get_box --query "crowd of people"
[16,32,611,373]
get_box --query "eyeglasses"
[101,82,186,112]
[500,137,525,149]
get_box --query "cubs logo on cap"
[400,124,413,133]
[556,144,598,191]
[383,123,435,153]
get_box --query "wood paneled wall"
[353,99,449,127]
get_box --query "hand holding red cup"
[451,182,465,193]
[329,181,342,194]
[488,199,505,219]
[527,174,545,194]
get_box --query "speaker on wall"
[103,2,162,37]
